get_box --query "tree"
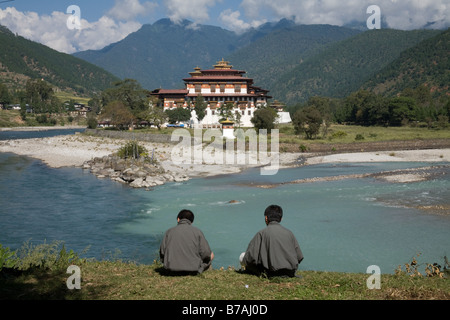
[101,79,149,116]
[251,107,277,132]
[342,90,389,126]
[218,102,235,121]
[0,83,11,105]
[292,106,323,139]
[388,96,418,126]
[25,79,58,113]
[194,94,207,123]
[139,106,167,130]
[166,108,191,124]
[100,100,136,130]
[88,96,102,114]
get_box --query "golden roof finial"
[214,58,232,69]
[189,66,202,77]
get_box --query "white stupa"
[221,119,235,139]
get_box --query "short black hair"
[178,209,194,223]
[264,205,283,222]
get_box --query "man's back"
[243,221,303,275]
[160,218,212,273]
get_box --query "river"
[0,129,448,274]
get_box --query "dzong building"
[151,59,291,128]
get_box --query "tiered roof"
[184,59,248,82]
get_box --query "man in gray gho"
[159,209,214,275]
[240,205,304,277]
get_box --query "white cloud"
[107,0,158,21]
[219,9,266,34]
[240,0,449,30]
[164,0,219,24]
[0,1,157,54]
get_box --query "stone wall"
[85,129,177,144]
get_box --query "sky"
[0,0,448,54]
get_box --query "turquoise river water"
[0,130,449,274]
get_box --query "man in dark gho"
[240,205,304,277]
[160,209,214,275]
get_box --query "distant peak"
[153,18,195,28]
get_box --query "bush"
[12,241,85,271]
[0,244,18,271]
[87,116,98,129]
[330,130,348,139]
[117,141,148,159]
[35,114,48,124]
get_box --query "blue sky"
[0,0,448,54]
[0,0,245,27]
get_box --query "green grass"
[0,110,22,127]
[278,124,450,145]
[1,242,448,300]
[54,91,91,105]
[1,260,448,300]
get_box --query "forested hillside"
[362,28,449,97]
[0,25,119,95]
[74,19,361,93]
[73,19,444,106]
[74,18,241,90]
[227,24,361,92]
[270,29,441,105]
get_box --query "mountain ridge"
[0,25,119,96]
[73,18,363,95]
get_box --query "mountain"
[227,23,362,95]
[74,19,361,93]
[0,25,119,95]
[72,18,444,105]
[362,28,449,97]
[74,18,241,90]
[270,28,441,105]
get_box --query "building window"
[210,84,216,93]
[248,110,251,116]
[195,84,201,93]
[220,84,225,93]
[235,85,241,93]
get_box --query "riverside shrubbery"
[117,140,148,160]
[0,241,87,273]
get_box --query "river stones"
[82,154,189,189]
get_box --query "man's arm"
[243,232,262,266]
[198,231,213,262]
[293,236,304,264]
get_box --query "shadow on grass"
[0,267,108,300]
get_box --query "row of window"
[208,110,253,116]
[195,84,242,93]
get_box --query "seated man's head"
[177,209,194,223]
[264,205,283,224]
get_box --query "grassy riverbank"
[1,258,448,300]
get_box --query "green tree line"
[288,86,450,139]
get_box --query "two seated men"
[159,205,304,277]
